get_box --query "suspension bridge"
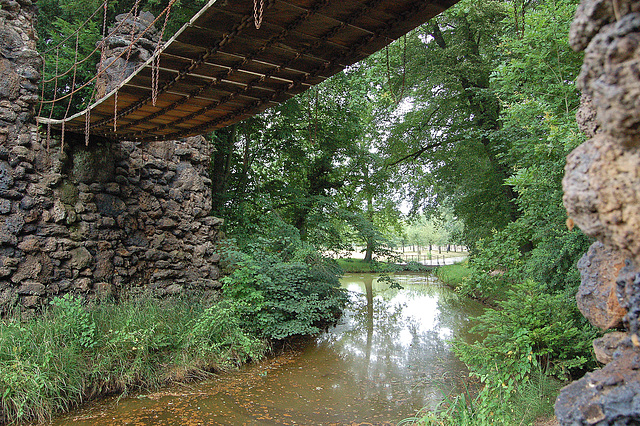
[37,0,459,143]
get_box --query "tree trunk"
[364,239,374,263]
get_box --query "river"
[48,272,484,425]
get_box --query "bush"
[439,279,598,424]
[222,247,347,340]
[456,279,597,385]
[220,218,347,340]
[407,368,562,425]
[184,301,265,367]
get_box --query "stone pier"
[0,5,223,316]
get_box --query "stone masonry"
[0,6,223,316]
[557,0,640,423]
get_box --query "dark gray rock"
[0,161,13,190]
[556,345,640,425]
[17,280,44,295]
[0,199,11,214]
[95,193,126,217]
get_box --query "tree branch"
[386,140,444,167]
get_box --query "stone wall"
[557,0,640,423]
[0,4,223,317]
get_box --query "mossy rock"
[57,181,78,205]
[71,144,116,183]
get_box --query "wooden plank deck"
[39,0,460,142]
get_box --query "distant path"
[398,256,467,267]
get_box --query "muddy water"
[50,273,484,425]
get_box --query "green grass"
[0,295,265,425]
[337,258,380,272]
[435,261,471,289]
[402,371,562,425]
[337,258,433,273]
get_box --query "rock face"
[576,242,627,330]
[558,0,640,423]
[0,8,223,315]
[96,11,160,98]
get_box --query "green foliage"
[435,261,471,289]
[407,369,562,425]
[409,278,594,425]
[455,279,597,385]
[0,296,266,424]
[220,217,347,340]
[184,301,265,367]
[404,212,460,249]
[50,293,97,349]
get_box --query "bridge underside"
[41,0,459,142]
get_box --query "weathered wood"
[40,0,460,142]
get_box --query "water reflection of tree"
[318,274,478,410]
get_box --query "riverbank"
[336,257,470,274]
[434,261,472,289]
[44,273,486,426]
[0,295,266,425]
[337,258,432,273]
[414,261,568,426]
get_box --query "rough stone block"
[564,135,640,263]
[17,280,44,295]
[593,332,628,364]
[577,13,640,147]
[68,247,92,270]
[0,198,11,214]
[556,344,640,424]
[577,242,628,329]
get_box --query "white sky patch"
[392,97,415,121]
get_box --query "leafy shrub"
[407,368,562,425]
[184,301,265,367]
[221,218,347,340]
[222,250,347,339]
[50,293,97,349]
[450,278,597,424]
[456,279,597,384]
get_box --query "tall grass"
[0,295,265,425]
[401,369,562,425]
[337,258,386,272]
[435,261,471,289]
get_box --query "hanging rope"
[45,47,60,148]
[61,121,66,150]
[100,0,109,63]
[254,0,265,29]
[37,54,47,149]
[152,0,176,106]
[113,91,119,132]
[85,108,91,146]
[61,32,81,149]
